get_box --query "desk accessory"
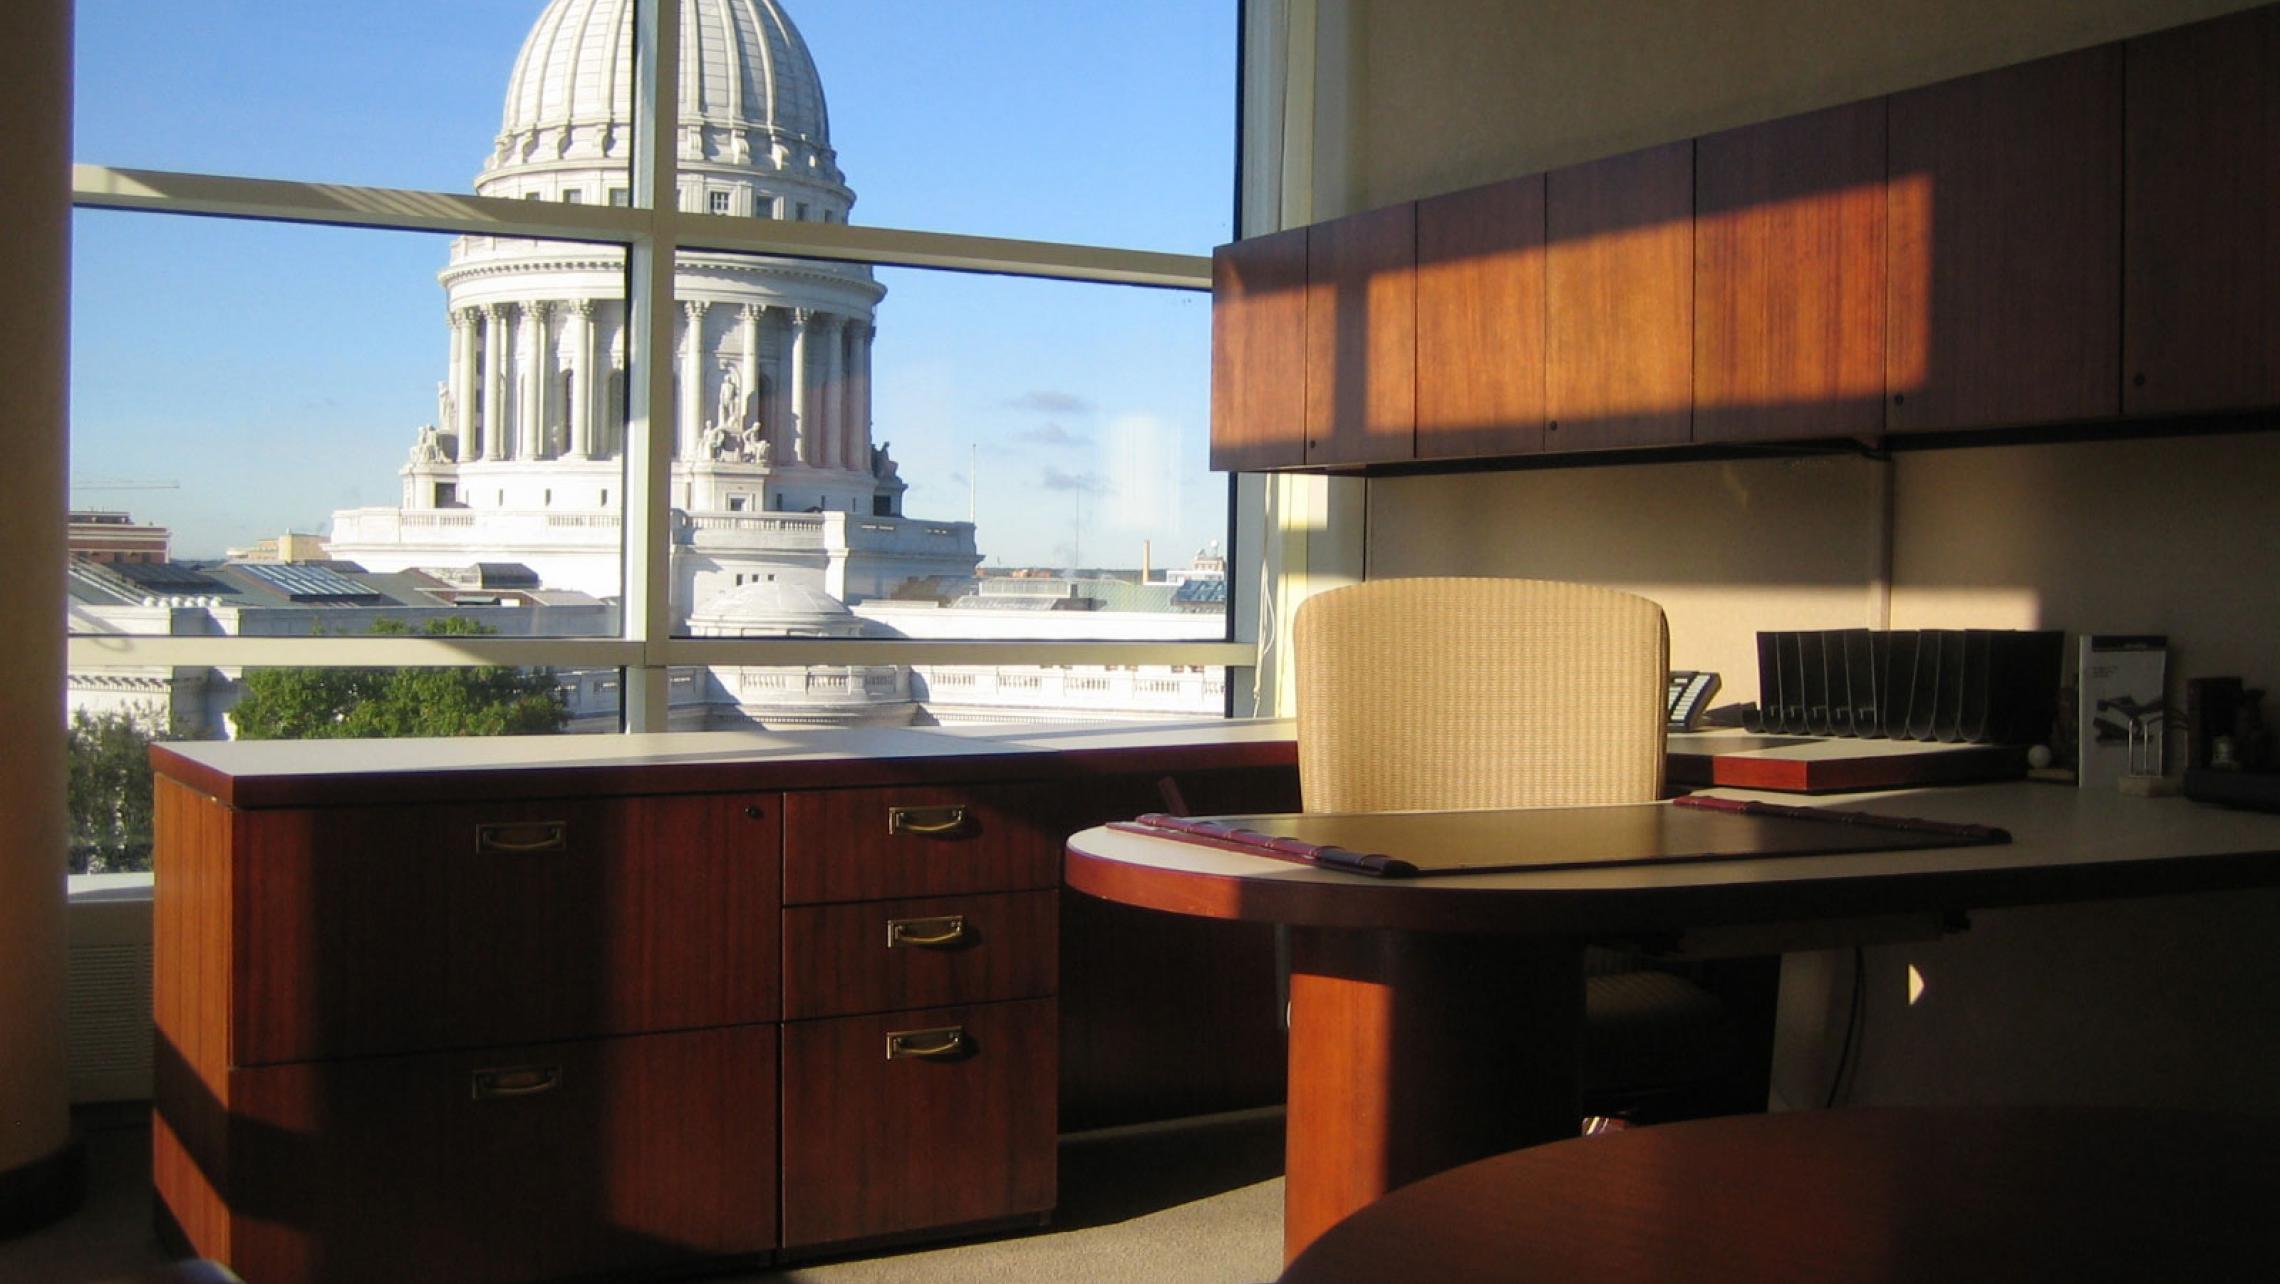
[2077,635,2167,788]
[1748,628,2062,746]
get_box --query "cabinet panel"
[783,889,1058,1019]
[2125,4,2280,416]
[1695,100,1888,443]
[783,782,1064,904]
[1546,141,1695,449]
[782,998,1058,1248]
[1305,203,1417,466]
[1416,175,1548,459]
[224,1025,777,1284]
[1211,227,1310,470]
[236,792,780,1064]
[1888,45,2121,432]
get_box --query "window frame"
[63,0,1255,731]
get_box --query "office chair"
[1293,576,1752,1122]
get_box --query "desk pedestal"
[1285,927,1582,1261]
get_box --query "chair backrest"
[1294,577,1667,813]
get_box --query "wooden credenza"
[148,721,1298,1284]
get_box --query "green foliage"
[67,708,164,874]
[229,617,569,741]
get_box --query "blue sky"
[69,1,1235,567]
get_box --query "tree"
[67,707,165,874]
[229,617,569,740]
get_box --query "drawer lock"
[885,1026,968,1061]
[886,914,968,949]
[472,1064,563,1100]
[474,820,569,854]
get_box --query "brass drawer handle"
[887,914,967,949]
[472,1064,562,1100]
[474,820,568,854]
[885,1026,967,1061]
[887,805,969,836]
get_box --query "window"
[67,0,1242,748]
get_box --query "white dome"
[482,0,844,194]
[687,579,868,637]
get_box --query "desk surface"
[1279,1106,2280,1284]
[1066,782,2280,936]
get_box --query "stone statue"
[410,424,446,464]
[871,441,898,480]
[747,429,772,465]
[715,370,742,434]
[436,381,455,435]
[703,422,735,460]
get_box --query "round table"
[1279,1106,2280,1283]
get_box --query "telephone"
[1667,670,1721,732]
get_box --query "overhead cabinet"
[1210,4,2277,471]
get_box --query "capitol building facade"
[327,0,982,617]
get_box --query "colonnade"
[442,299,875,471]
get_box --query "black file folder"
[1750,628,2062,746]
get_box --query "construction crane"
[70,479,180,491]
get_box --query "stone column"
[521,302,553,460]
[788,307,812,464]
[451,307,479,458]
[566,300,594,460]
[483,304,510,461]
[847,321,874,474]
[739,304,763,444]
[680,300,710,460]
[819,315,846,471]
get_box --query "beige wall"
[1,0,75,1178]
[1332,0,2266,215]
[1329,0,2280,1114]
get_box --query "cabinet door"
[781,998,1058,1248]
[1547,141,1695,449]
[1211,227,1310,470]
[1887,45,2121,432]
[1695,100,1888,443]
[2125,4,2280,416]
[1416,175,1548,459]
[224,1025,777,1284]
[236,792,780,1063]
[1305,203,1417,466]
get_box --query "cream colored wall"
[0,0,75,1181]
[1332,0,2280,1115]
[1337,0,2266,215]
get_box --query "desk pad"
[1112,799,2009,878]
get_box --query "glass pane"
[75,1,632,199]
[69,209,628,636]
[798,0,1234,252]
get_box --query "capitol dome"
[479,0,848,207]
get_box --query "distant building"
[67,511,168,565]
[225,532,330,563]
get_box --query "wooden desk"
[1278,1106,2280,1283]
[1064,782,2280,1261]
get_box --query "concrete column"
[820,315,846,470]
[451,307,478,458]
[738,303,762,443]
[0,0,80,1235]
[680,300,709,460]
[566,300,594,460]
[483,305,509,461]
[788,307,812,464]
[520,301,551,461]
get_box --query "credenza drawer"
[782,783,1064,904]
[234,792,781,1063]
[214,1025,778,1284]
[780,997,1057,1249]
[782,889,1057,1019]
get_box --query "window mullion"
[622,0,681,733]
